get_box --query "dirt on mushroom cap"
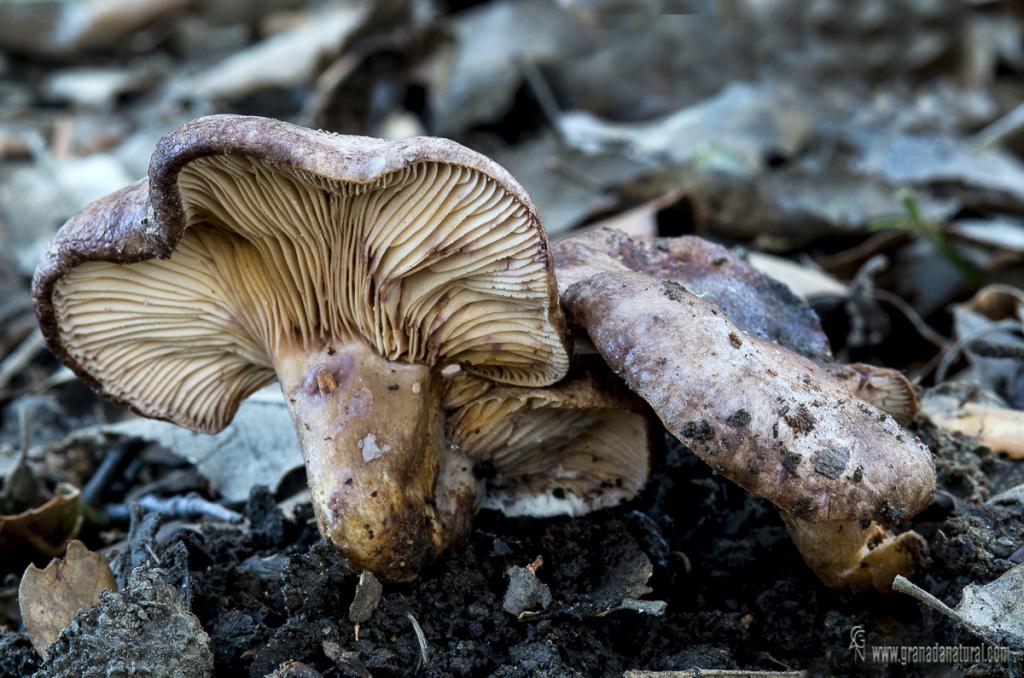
[562,270,935,524]
[554,227,832,361]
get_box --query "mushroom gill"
[444,363,653,517]
[54,155,566,433]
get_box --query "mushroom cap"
[562,270,935,523]
[444,359,654,517]
[554,228,832,361]
[33,115,570,433]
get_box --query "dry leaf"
[18,540,116,658]
[922,384,1024,458]
[64,388,302,503]
[181,3,370,102]
[0,483,83,560]
[746,251,848,300]
[926,402,1024,458]
[960,284,1024,323]
[893,564,1024,650]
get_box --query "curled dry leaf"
[948,285,1024,408]
[745,250,848,300]
[960,284,1024,322]
[18,540,117,658]
[0,0,192,56]
[0,483,83,561]
[181,3,371,102]
[67,387,303,504]
[558,82,813,174]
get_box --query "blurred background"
[1,2,1024,671]
[3,0,1024,372]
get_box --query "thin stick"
[972,101,1024,149]
[0,329,45,391]
[518,56,563,140]
[933,318,1021,384]
[82,437,147,505]
[407,613,429,672]
[624,670,806,677]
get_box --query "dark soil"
[5,422,1022,677]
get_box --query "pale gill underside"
[448,393,650,515]
[53,154,568,432]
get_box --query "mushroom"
[553,227,919,425]
[33,115,570,581]
[561,270,935,591]
[443,358,654,517]
[553,227,832,360]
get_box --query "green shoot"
[869,188,982,287]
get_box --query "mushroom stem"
[781,515,927,592]
[274,340,473,581]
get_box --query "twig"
[933,318,1021,384]
[971,101,1024,150]
[301,53,359,128]
[965,339,1024,360]
[82,437,147,505]
[1,406,41,510]
[517,56,563,141]
[624,670,806,677]
[18,404,29,457]
[0,329,45,391]
[871,290,949,350]
[407,613,430,672]
[891,575,956,619]
[22,129,79,216]
[107,492,242,523]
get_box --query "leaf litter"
[1,0,1024,676]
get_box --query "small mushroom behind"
[33,115,571,582]
[444,359,654,517]
[562,271,935,591]
[822,363,918,427]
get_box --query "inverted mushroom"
[444,359,654,517]
[562,270,935,590]
[33,115,570,581]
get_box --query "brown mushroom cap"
[443,360,654,517]
[34,115,570,433]
[555,228,919,425]
[554,227,832,361]
[562,270,935,524]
